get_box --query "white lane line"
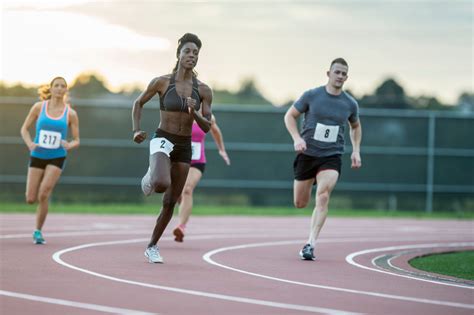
[384,252,473,287]
[0,230,150,239]
[52,237,361,315]
[0,289,156,315]
[369,253,458,284]
[1,230,467,241]
[346,242,474,289]
[0,230,299,239]
[202,240,474,310]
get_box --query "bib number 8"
[313,123,339,143]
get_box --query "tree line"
[1,72,472,111]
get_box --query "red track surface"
[1,214,473,314]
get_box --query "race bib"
[313,123,339,143]
[38,130,62,149]
[191,142,202,160]
[150,137,174,157]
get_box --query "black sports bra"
[160,75,201,112]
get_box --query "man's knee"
[316,191,330,206]
[25,194,36,204]
[294,198,309,209]
[38,190,51,203]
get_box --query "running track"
[0,214,473,314]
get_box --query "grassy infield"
[1,202,472,280]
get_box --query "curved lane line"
[385,252,474,287]
[202,240,474,310]
[0,289,156,315]
[346,242,474,289]
[52,236,361,315]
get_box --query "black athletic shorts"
[154,129,192,164]
[293,153,341,182]
[29,156,66,170]
[191,163,206,174]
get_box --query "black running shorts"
[190,163,206,174]
[29,156,66,170]
[154,129,192,164]
[293,153,341,182]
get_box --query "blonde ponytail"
[37,84,51,100]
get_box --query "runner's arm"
[20,102,41,151]
[210,115,230,165]
[284,106,306,153]
[349,119,362,168]
[64,109,80,150]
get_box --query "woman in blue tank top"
[132,33,213,263]
[20,77,80,245]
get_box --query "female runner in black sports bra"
[132,33,212,263]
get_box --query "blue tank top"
[31,101,69,159]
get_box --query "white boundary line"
[51,236,361,315]
[0,289,156,315]
[386,252,473,286]
[346,242,474,289]
[0,230,150,239]
[202,239,474,310]
[3,229,472,313]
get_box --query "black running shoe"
[299,244,315,260]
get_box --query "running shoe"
[144,245,163,263]
[299,244,315,260]
[141,167,154,196]
[33,230,46,245]
[173,226,185,243]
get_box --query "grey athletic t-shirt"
[293,86,359,157]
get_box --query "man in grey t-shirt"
[284,58,362,260]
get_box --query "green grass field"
[0,202,472,218]
[409,251,474,281]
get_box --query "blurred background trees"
[1,73,472,111]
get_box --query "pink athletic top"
[191,122,207,164]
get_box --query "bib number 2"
[38,130,62,149]
[150,137,174,157]
[313,123,339,143]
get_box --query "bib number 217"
[38,130,62,149]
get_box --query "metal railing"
[1,97,473,211]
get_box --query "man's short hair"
[330,58,348,69]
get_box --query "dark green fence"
[1,97,473,212]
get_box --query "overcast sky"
[1,0,472,104]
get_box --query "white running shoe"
[144,245,163,263]
[141,167,154,196]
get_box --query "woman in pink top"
[173,115,230,242]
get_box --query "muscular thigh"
[169,162,190,199]
[26,167,45,199]
[294,178,314,205]
[315,170,339,194]
[38,165,63,194]
[150,152,171,182]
